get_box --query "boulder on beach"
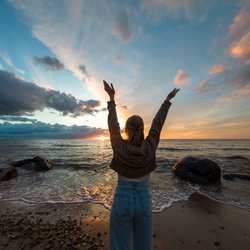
[0,167,18,181]
[11,156,53,171]
[172,156,221,185]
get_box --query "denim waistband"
[117,178,149,188]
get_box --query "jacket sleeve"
[107,100,123,149]
[146,100,172,149]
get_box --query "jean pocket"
[112,195,131,218]
[140,197,152,218]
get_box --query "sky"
[0,0,249,139]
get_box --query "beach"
[1,139,250,249]
[1,193,249,250]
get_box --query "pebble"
[0,210,108,250]
[214,241,220,246]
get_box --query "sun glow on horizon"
[96,135,109,140]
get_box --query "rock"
[223,174,250,181]
[11,156,53,171]
[172,156,221,185]
[0,167,18,181]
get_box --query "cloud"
[8,0,113,98]
[196,79,209,89]
[0,121,106,139]
[217,84,250,105]
[0,116,37,123]
[79,64,90,80]
[0,50,25,74]
[228,10,250,43]
[174,69,188,86]
[34,56,65,71]
[229,32,250,64]
[218,5,250,104]
[234,64,250,87]
[112,8,132,42]
[238,84,250,98]
[209,64,225,75]
[0,69,100,116]
[141,0,213,20]
[227,8,250,64]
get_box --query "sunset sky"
[0,0,249,139]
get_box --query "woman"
[103,80,179,250]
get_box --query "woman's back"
[107,98,172,178]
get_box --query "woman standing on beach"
[103,80,179,250]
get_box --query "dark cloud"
[112,8,132,42]
[0,116,37,123]
[0,121,106,139]
[79,64,90,79]
[34,56,64,71]
[0,69,100,116]
[233,64,250,87]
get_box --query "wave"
[51,144,83,148]
[225,155,249,160]
[157,147,201,151]
[0,198,83,205]
[222,148,250,151]
[198,192,250,211]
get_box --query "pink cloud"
[228,10,250,43]
[227,8,250,64]
[209,64,225,75]
[229,32,250,64]
[217,84,250,104]
[174,69,188,86]
[196,79,209,89]
[238,84,250,98]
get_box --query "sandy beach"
[0,193,249,250]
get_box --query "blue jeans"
[110,179,152,250]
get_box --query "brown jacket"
[107,100,171,178]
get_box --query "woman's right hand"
[103,80,115,101]
[166,88,180,101]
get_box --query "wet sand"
[153,193,250,250]
[0,193,249,250]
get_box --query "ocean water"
[0,139,249,212]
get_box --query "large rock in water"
[173,156,221,185]
[11,156,53,171]
[0,167,18,181]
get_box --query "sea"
[0,139,249,212]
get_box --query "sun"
[96,135,109,140]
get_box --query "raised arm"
[103,80,122,149]
[147,88,180,148]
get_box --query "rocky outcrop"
[0,167,18,181]
[172,156,221,185]
[11,156,53,171]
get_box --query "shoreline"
[0,193,250,250]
